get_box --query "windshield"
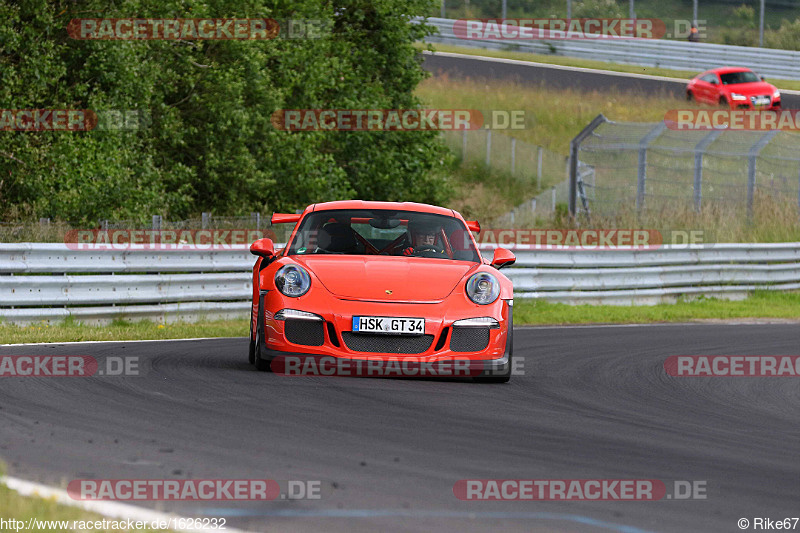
[720,71,760,85]
[287,209,481,262]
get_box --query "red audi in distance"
[686,67,781,110]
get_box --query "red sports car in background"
[686,67,781,110]
[247,201,516,382]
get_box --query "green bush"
[0,0,451,224]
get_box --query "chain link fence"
[570,115,800,219]
[441,129,571,224]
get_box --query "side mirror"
[490,247,516,270]
[250,238,275,257]
[760,75,766,81]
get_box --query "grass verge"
[0,318,247,344]
[0,465,166,532]
[3,291,800,345]
[514,290,800,324]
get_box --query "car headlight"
[465,273,500,305]
[773,90,781,99]
[275,264,311,297]
[730,93,747,101]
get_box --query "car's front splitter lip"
[260,348,510,379]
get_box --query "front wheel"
[253,327,272,372]
[686,90,693,102]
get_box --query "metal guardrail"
[0,244,254,325]
[3,243,800,324]
[422,17,800,80]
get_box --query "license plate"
[352,316,425,334]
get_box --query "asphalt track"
[2,324,799,532]
[422,51,800,109]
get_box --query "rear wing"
[465,220,481,233]
[271,213,301,224]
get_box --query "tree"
[0,0,450,224]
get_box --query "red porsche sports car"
[686,67,781,110]
[248,201,516,382]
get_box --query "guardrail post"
[693,130,722,212]
[569,114,606,217]
[747,130,779,218]
[485,130,492,168]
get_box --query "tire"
[719,96,728,107]
[248,325,255,365]
[253,326,272,372]
[686,91,693,102]
[253,294,272,372]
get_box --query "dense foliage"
[0,0,451,223]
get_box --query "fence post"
[100,219,108,231]
[569,114,606,217]
[152,215,162,230]
[511,138,516,176]
[537,146,543,189]
[747,130,779,218]
[202,212,211,229]
[693,130,722,212]
[252,212,261,230]
[635,122,667,212]
[485,130,492,167]
[462,129,467,161]
[551,187,556,211]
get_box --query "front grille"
[341,332,433,354]
[450,327,491,352]
[284,319,325,346]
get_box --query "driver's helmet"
[408,219,441,248]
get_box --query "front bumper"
[258,290,512,372]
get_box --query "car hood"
[723,82,775,95]
[295,256,477,302]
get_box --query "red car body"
[248,201,516,382]
[686,67,781,110]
